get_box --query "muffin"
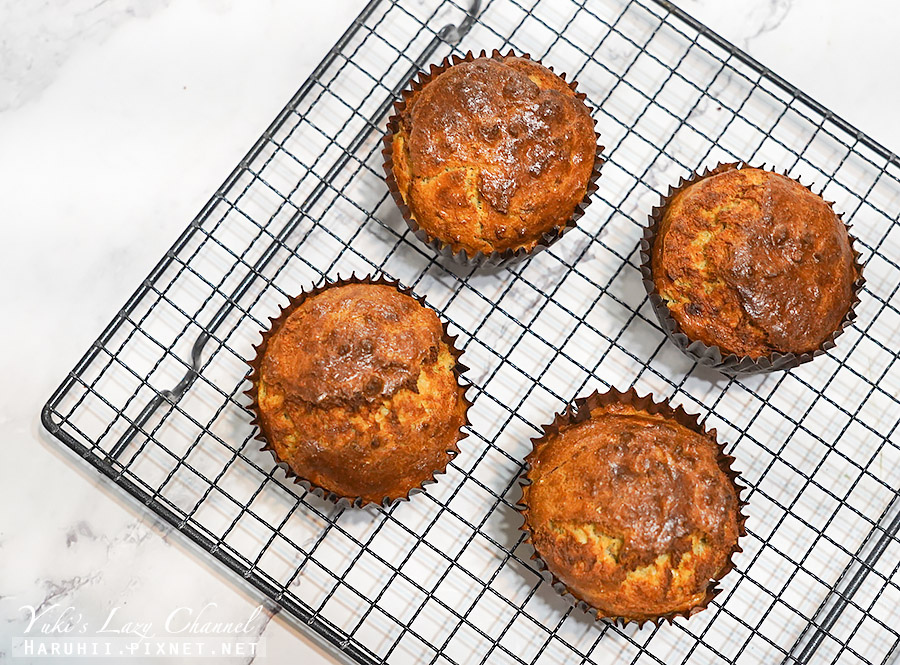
[519,388,745,624]
[247,276,469,506]
[642,163,863,373]
[383,50,602,265]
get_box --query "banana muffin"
[384,51,601,263]
[248,277,469,506]
[649,163,860,360]
[520,389,744,623]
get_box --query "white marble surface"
[1,1,898,664]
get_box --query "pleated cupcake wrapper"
[244,273,472,509]
[382,49,604,268]
[516,386,748,627]
[639,162,866,376]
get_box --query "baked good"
[248,277,469,506]
[520,389,744,623]
[647,163,860,361]
[384,51,601,263]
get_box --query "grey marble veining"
[0,0,173,111]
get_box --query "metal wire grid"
[41,0,900,663]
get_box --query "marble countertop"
[2,1,898,663]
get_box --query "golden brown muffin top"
[390,55,597,256]
[262,284,443,408]
[652,166,857,358]
[523,402,740,621]
[255,282,468,504]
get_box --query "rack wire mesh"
[41,0,900,663]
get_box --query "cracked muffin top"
[252,281,468,505]
[651,165,857,358]
[388,54,597,257]
[522,399,741,622]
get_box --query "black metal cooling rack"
[42,0,900,663]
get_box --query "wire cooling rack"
[42,0,900,663]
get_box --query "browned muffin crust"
[390,54,597,256]
[652,165,857,358]
[254,282,468,505]
[523,401,741,622]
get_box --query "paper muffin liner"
[639,162,866,376]
[245,273,472,509]
[517,386,748,626]
[382,49,604,268]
